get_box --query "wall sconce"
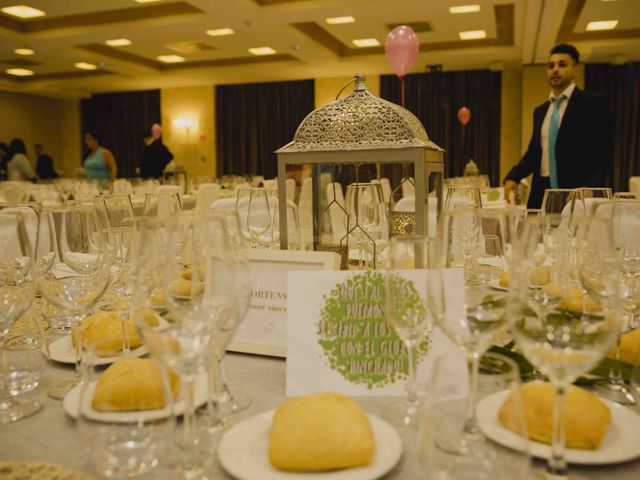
[173,117,195,135]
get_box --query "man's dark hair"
[550,43,580,64]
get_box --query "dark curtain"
[380,70,501,186]
[585,63,640,192]
[81,90,161,178]
[216,79,314,178]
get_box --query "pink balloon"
[385,26,419,79]
[457,106,471,126]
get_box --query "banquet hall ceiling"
[0,0,638,97]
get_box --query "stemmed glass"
[509,215,622,479]
[592,200,640,404]
[94,194,135,228]
[541,188,584,217]
[419,351,530,479]
[247,188,273,248]
[444,185,482,211]
[385,235,443,427]
[0,210,38,423]
[143,193,182,217]
[133,212,249,478]
[345,183,387,268]
[438,208,511,449]
[35,205,113,399]
[77,340,176,478]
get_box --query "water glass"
[78,341,175,478]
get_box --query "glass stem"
[405,340,419,411]
[609,336,623,385]
[463,351,480,435]
[71,313,84,379]
[205,356,222,427]
[180,373,197,448]
[0,347,13,410]
[548,382,569,478]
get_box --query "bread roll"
[499,382,611,449]
[528,266,551,287]
[169,278,204,297]
[268,392,375,471]
[73,312,142,356]
[608,328,640,365]
[559,288,601,313]
[92,358,179,412]
[499,270,511,288]
[151,288,166,307]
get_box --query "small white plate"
[489,279,508,292]
[45,316,168,365]
[218,410,402,480]
[477,390,640,465]
[63,371,208,422]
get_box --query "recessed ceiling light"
[75,62,97,70]
[326,16,355,25]
[157,54,185,63]
[133,0,162,3]
[248,47,276,56]
[459,30,487,40]
[6,68,34,76]
[449,5,481,14]
[586,20,618,31]
[1,5,45,18]
[352,38,380,47]
[105,38,132,47]
[14,48,34,56]
[206,28,235,37]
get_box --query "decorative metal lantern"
[275,73,444,261]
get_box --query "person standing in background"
[84,131,117,185]
[139,123,173,178]
[503,43,613,208]
[34,143,58,179]
[0,142,8,180]
[6,138,38,182]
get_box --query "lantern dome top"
[277,73,442,153]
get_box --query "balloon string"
[401,77,405,108]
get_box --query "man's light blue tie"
[548,95,565,189]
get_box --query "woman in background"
[84,131,117,185]
[6,138,38,182]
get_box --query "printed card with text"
[286,269,465,396]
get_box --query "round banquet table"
[1,352,639,479]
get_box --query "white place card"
[227,249,341,357]
[286,269,464,397]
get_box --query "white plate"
[477,390,640,465]
[218,410,402,480]
[489,279,508,292]
[62,371,208,422]
[45,316,169,365]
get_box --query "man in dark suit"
[503,44,613,208]
[139,123,173,178]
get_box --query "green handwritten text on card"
[317,271,428,389]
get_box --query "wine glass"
[133,212,248,477]
[35,205,113,399]
[345,183,387,268]
[94,194,135,228]
[418,350,530,479]
[143,193,182,217]
[0,210,38,423]
[270,200,302,250]
[541,188,584,218]
[439,208,481,282]
[77,340,176,478]
[247,188,273,248]
[444,185,482,211]
[385,236,443,427]
[209,211,252,419]
[579,187,612,215]
[509,215,622,479]
[592,200,640,404]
